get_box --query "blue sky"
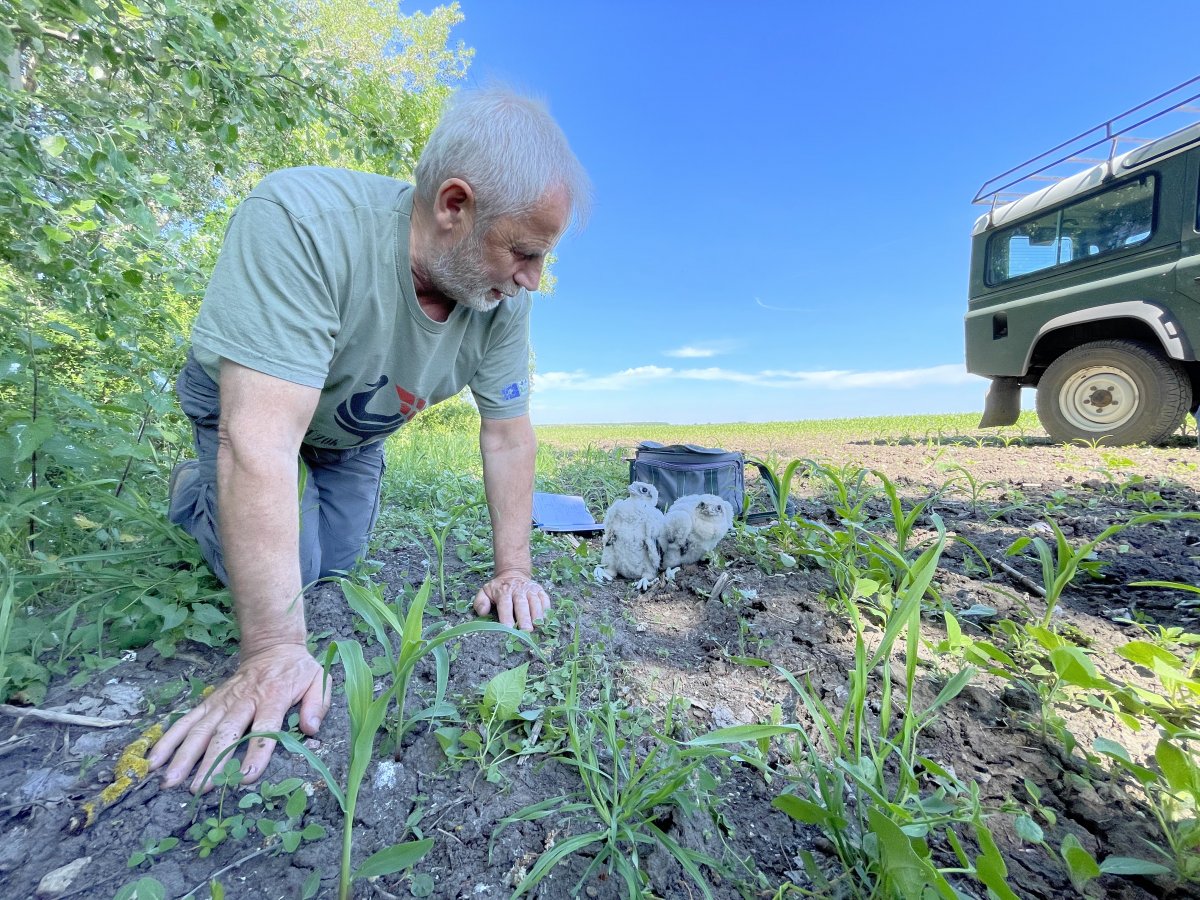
[437,1,1199,425]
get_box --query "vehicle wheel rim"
[1057,365,1139,432]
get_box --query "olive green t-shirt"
[191,167,531,449]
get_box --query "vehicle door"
[1179,150,1200,306]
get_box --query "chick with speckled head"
[660,493,734,575]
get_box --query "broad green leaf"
[1099,856,1172,876]
[1060,834,1101,889]
[285,786,307,820]
[113,877,167,900]
[868,807,954,899]
[10,420,56,462]
[1118,639,1180,672]
[40,135,68,157]
[1013,815,1043,844]
[972,819,1020,900]
[772,794,833,826]
[189,602,229,626]
[482,662,528,722]
[1156,738,1199,797]
[352,838,433,880]
[1050,646,1099,686]
[1094,737,1133,763]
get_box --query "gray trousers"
[170,353,386,587]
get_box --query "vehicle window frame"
[985,172,1159,287]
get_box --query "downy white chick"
[595,481,664,591]
[657,507,694,580]
[660,493,734,573]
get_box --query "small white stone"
[36,856,91,897]
[373,759,405,791]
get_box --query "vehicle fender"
[1026,300,1195,371]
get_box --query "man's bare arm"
[473,414,550,631]
[148,360,330,792]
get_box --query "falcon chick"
[660,493,734,572]
[658,508,694,581]
[594,481,664,591]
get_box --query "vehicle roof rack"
[973,74,1200,209]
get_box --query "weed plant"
[1095,735,1200,884]
[493,636,729,899]
[436,662,550,784]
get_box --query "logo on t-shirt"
[501,378,529,401]
[334,376,427,443]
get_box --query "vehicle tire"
[1036,340,1191,446]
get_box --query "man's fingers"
[189,709,256,793]
[513,589,533,632]
[299,670,332,736]
[240,691,294,782]
[240,731,279,784]
[531,586,551,623]
[147,704,204,771]
[475,578,552,632]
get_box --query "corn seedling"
[321,638,433,900]
[205,639,432,900]
[338,575,539,756]
[936,461,1002,516]
[805,459,877,524]
[746,455,806,524]
[1006,512,1200,630]
[425,500,484,605]
[692,519,1024,898]
[869,469,933,556]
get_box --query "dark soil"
[3,433,1199,899]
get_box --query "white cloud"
[536,362,973,393]
[663,340,739,358]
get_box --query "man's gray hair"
[414,85,591,231]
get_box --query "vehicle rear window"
[986,174,1157,285]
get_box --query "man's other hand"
[147,643,330,793]
[473,573,551,632]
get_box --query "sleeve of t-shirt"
[190,196,338,388]
[469,295,532,419]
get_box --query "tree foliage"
[0,0,470,702]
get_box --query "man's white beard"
[426,230,512,313]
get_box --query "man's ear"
[433,178,475,235]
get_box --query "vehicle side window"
[987,174,1156,285]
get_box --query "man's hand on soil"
[473,572,551,632]
[147,643,330,794]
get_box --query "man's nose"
[514,259,544,292]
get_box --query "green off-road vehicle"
[966,77,1200,445]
